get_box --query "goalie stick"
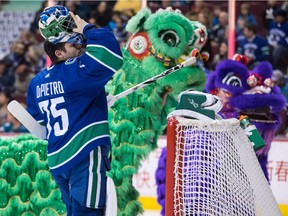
[7,56,198,139]
[105,176,118,216]
[107,56,197,107]
[7,100,46,139]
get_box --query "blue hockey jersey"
[267,21,288,47]
[237,35,270,62]
[27,24,123,175]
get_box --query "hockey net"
[165,116,281,216]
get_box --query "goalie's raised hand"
[69,12,88,34]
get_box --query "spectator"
[236,16,246,44]
[197,11,211,28]
[210,11,228,48]
[196,11,212,69]
[108,11,121,31]
[90,1,112,27]
[0,85,12,126]
[0,108,29,133]
[267,9,288,74]
[211,41,228,70]
[237,23,270,69]
[108,11,128,46]
[190,0,206,14]
[0,59,15,92]
[272,69,288,96]
[13,61,35,96]
[3,41,27,72]
[262,0,279,33]
[237,3,258,28]
[211,5,221,27]
[272,69,288,135]
[25,44,46,74]
[18,30,37,47]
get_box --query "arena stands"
[0,0,288,134]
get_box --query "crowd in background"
[1,0,288,134]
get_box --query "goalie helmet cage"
[165,117,281,216]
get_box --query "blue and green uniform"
[27,24,123,214]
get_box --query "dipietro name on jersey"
[36,81,65,98]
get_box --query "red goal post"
[165,116,281,216]
[165,116,180,216]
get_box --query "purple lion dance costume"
[155,56,286,215]
[206,57,286,181]
[225,60,286,180]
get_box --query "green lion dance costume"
[106,7,207,215]
[0,7,207,216]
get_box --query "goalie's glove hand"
[69,12,88,34]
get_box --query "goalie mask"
[39,5,85,44]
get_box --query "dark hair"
[44,41,66,65]
[273,9,287,19]
[0,60,6,65]
[0,84,12,99]
[244,23,257,34]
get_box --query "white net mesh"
[172,117,281,216]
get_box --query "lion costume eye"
[129,35,149,54]
[158,30,179,47]
[222,72,242,87]
[264,78,274,87]
[128,32,151,60]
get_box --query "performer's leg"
[258,154,269,182]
